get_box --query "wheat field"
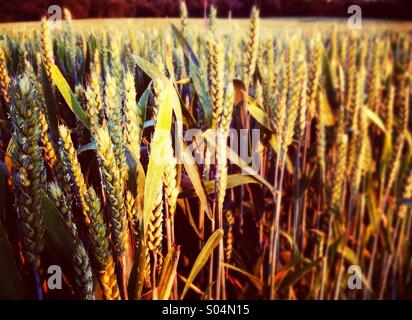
[0,4,412,300]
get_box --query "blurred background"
[0,0,411,22]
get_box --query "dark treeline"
[0,0,411,23]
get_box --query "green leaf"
[129,226,147,300]
[124,146,138,197]
[232,79,274,132]
[138,83,150,113]
[178,137,212,220]
[41,64,59,141]
[172,81,200,129]
[134,56,168,82]
[143,119,155,129]
[77,141,96,154]
[223,262,263,292]
[170,24,200,68]
[170,24,212,128]
[339,246,373,291]
[41,189,93,295]
[158,246,180,299]
[322,52,339,110]
[50,64,90,130]
[320,90,336,127]
[204,130,276,195]
[179,174,259,198]
[247,95,274,132]
[366,107,386,133]
[180,229,223,299]
[189,60,213,128]
[0,220,26,299]
[143,81,173,234]
[278,258,322,291]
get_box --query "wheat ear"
[73,240,95,300]
[243,6,259,90]
[126,190,140,243]
[124,71,141,161]
[58,125,89,217]
[40,18,55,83]
[180,1,188,38]
[85,187,120,300]
[39,110,58,169]
[105,73,127,184]
[0,45,11,106]
[10,76,46,269]
[307,36,323,117]
[48,181,77,237]
[206,35,224,130]
[95,125,128,257]
[331,134,348,210]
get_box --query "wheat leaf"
[143,81,173,233]
[181,229,223,299]
[158,246,180,299]
[50,64,90,129]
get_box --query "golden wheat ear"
[0,44,11,106]
[40,18,55,84]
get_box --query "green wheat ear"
[85,186,120,300]
[10,76,47,269]
[58,124,89,218]
[73,239,95,300]
[105,73,127,184]
[95,125,128,258]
